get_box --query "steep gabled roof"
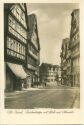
[28,13,40,50]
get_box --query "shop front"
[5,62,28,92]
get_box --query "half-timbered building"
[4,3,28,91]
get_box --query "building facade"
[70,9,80,87]
[39,63,61,86]
[60,38,72,86]
[4,3,28,91]
[26,14,40,87]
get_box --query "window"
[7,37,10,48]
[20,45,22,54]
[12,5,27,29]
[13,40,16,50]
[10,39,13,50]
[9,16,12,25]
[9,16,15,29]
[23,47,25,55]
[19,43,20,53]
[9,26,27,44]
[17,43,19,52]
[8,13,27,43]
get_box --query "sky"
[27,3,79,65]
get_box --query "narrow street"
[5,86,80,109]
[4,3,80,110]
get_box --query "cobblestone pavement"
[5,86,80,109]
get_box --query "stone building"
[60,38,71,86]
[70,9,80,87]
[4,3,28,91]
[26,14,40,87]
[39,63,61,86]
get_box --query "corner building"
[39,63,60,86]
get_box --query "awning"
[7,62,28,79]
